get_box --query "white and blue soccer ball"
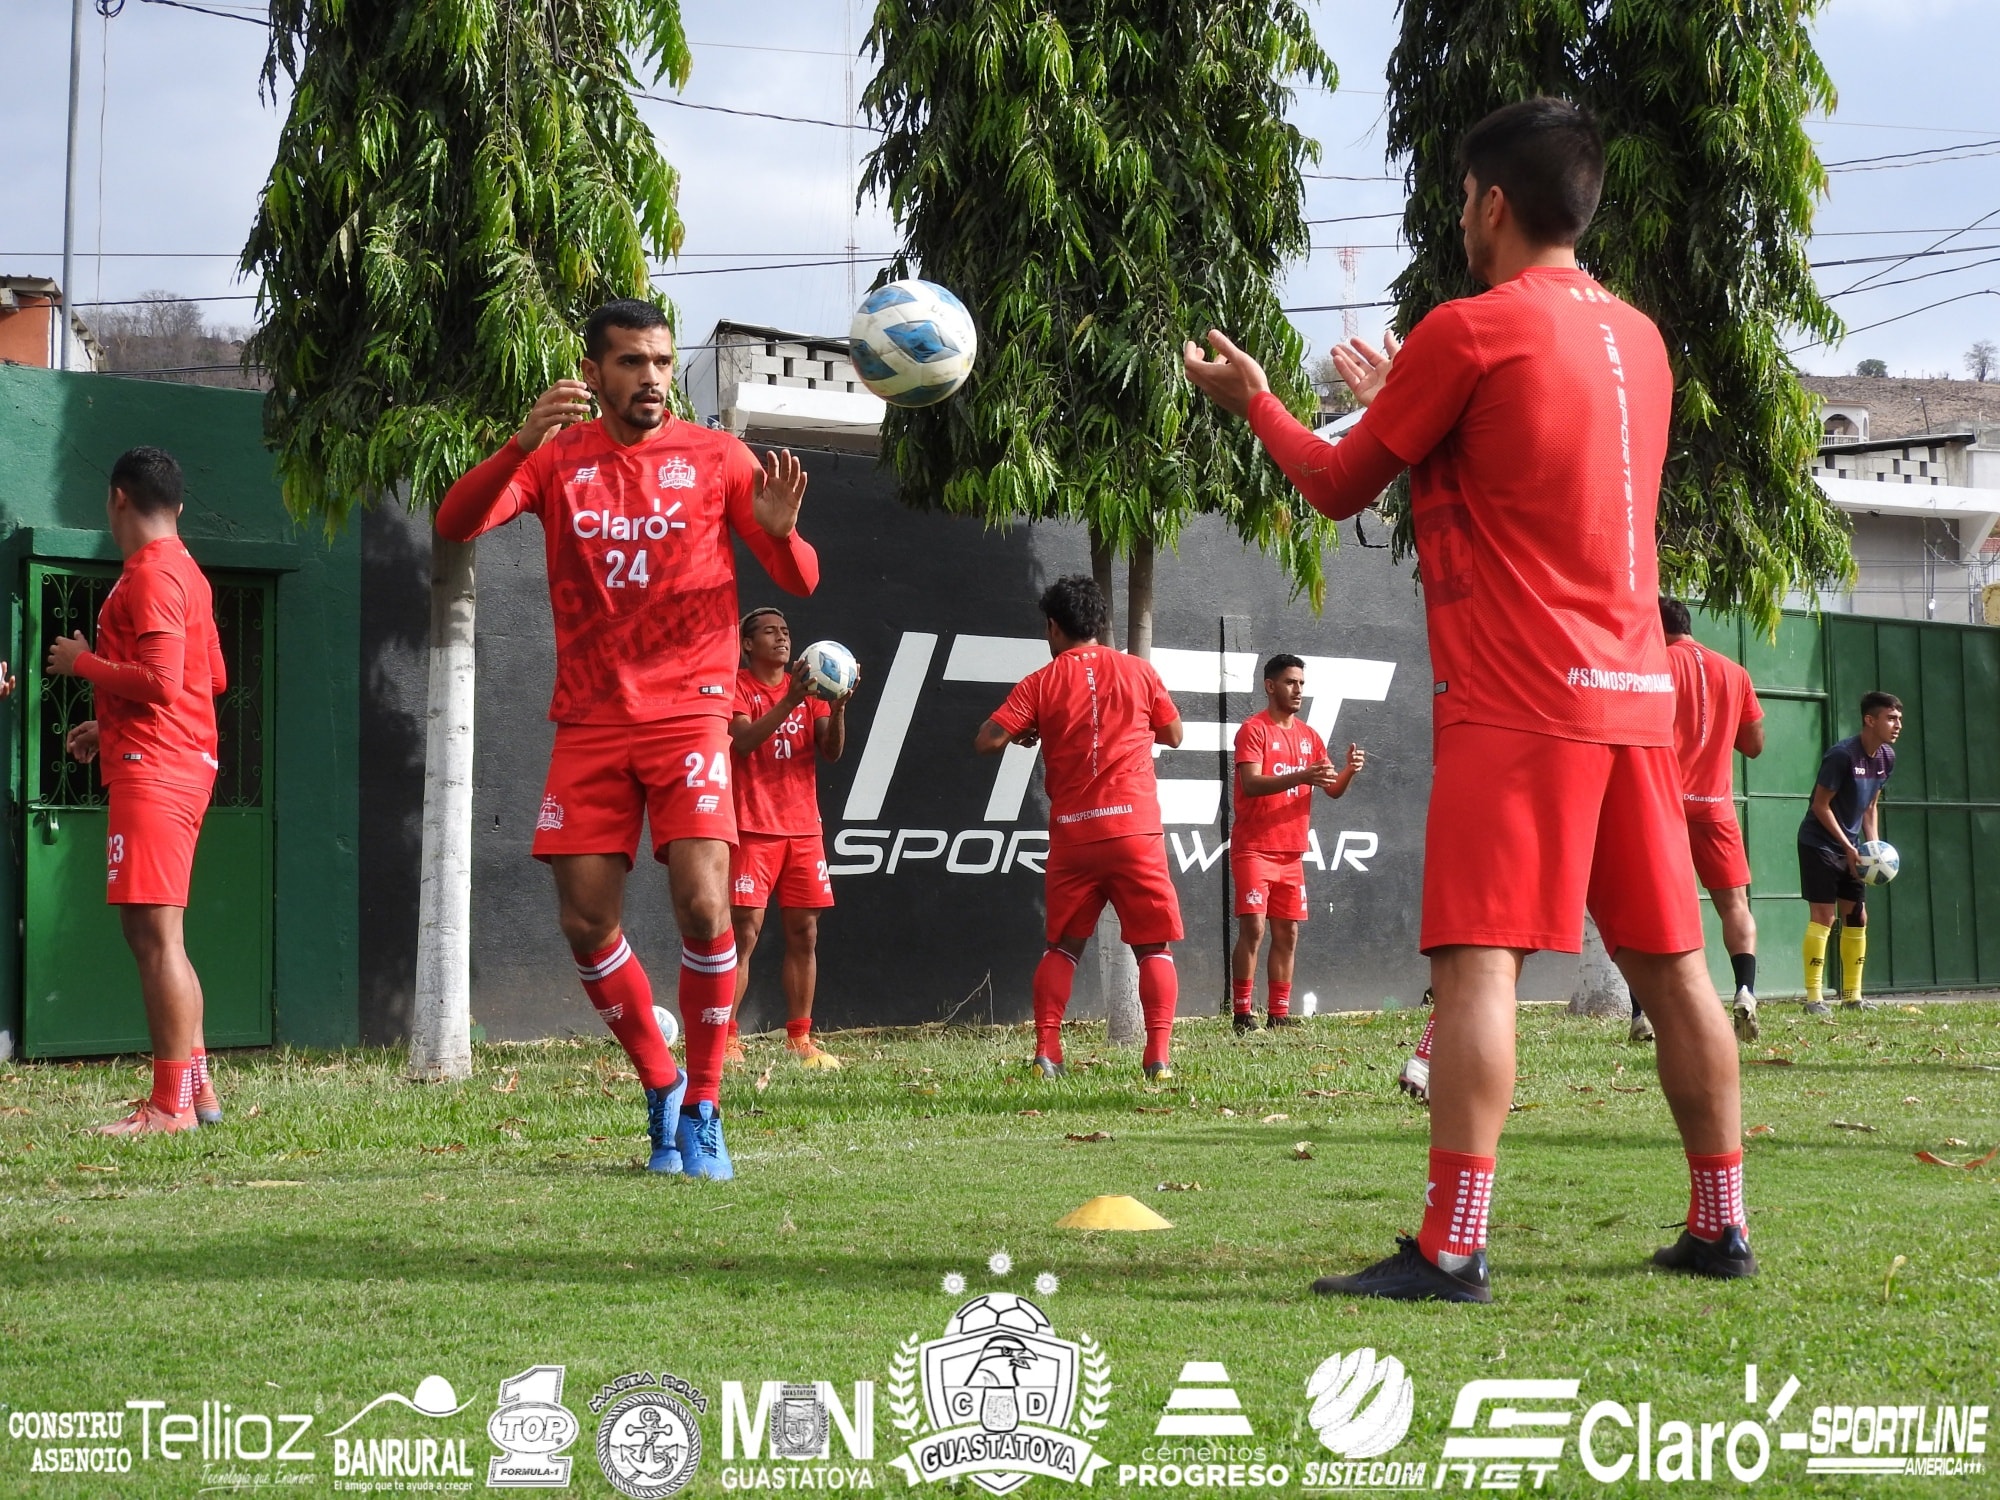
[848,279,978,408]
[1857,840,1900,887]
[652,1005,681,1047]
[801,640,859,701]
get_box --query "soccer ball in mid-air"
[1857,840,1900,886]
[947,1292,1051,1340]
[800,640,859,701]
[848,279,977,408]
[653,1005,681,1047]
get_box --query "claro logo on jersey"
[827,634,1394,883]
[573,501,688,541]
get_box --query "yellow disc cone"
[1055,1195,1173,1231]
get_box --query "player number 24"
[605,549,651,589]
[684,752,730,789]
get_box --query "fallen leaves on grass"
[585,1135,609,1144]
[495,1119,524,1140]
[1943,1137,1970,1147]
[1218,1108,1237,1118]
[1883,1254,1907,1303]
[418,1143,466,1154]
[1915,1146,1999,1170]
[74,1163,118,1174]
[1901,1096,1922,1105]
[0,1106,29,1116]
[1018,1109,1043,1117]
[240,1180,306,1189]
[491,1072,519,1095]
[1568,1085,1597,1094]
[1133,1107,1172,1115]
[1745,1125,1776,1138]
[754,1067,773,1094]
[1832,1120,1877,1132]
[245,1105,262,1118]
[1509,1102,1543,1113]
[1610,1085,1649,1094]
[1064,1131,1113,1144]
[1157,1182,1203,1192]
[1292,1141,1315,1160]
[1751,1056,1796,1067]
[1301,1088,1351,1098]
[1260,1113,1290,1124]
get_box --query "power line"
[1305,211,1404,226]
[1825,254,2000,298]
[133,0,268,24]
[1810,243,2000,267]
[1823,137,2000,169]
[1279,299,1396,314]
[632,91,879,133]
[1832,207,2000,299]
[1792,289,1999,349]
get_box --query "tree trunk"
[1089,525,1117,650]
[1126,538,1154,660]
[1568,914,1630,1017]
[1100,536,1157,1047]
[408,533,478,1080]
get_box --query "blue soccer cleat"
[645,1074,688,1174]
[677,1099,734,1181]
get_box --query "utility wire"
[1823,137,2000,169]
[632,91,880,133]
[1824,254,2000,298]
[1792,289,1999,349]
[1831,207,2000,299]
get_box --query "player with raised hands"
[437,298,818,1181]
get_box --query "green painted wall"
[0,366,360,1050]
[1693,606,2000,997]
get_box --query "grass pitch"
[1,1002,1996,1497]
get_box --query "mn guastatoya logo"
[887,1255,1110,1492]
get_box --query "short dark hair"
[584,299,672,361]
[109,446,183,515]
[1860,691,1902,719]
[1658,597,1692,637]
[1263,653,1305,681]
[1038,575,1106,643]
[740,606,786,638]
[1458,98,1605,246]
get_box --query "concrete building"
[0,277,100,371]
[682,320,884,455]
[1800,375,2000,624]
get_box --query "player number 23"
[604,549,651,589]
[684,752,730,789]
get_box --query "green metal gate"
[20,562,274,1056]
[1693,608,2000,997]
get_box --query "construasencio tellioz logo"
[887,1255,1110,1493]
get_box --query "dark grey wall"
[360,451,1494,1044]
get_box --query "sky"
[3,0,1998,381]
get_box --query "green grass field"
[1,1002,1996,1498]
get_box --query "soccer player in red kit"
[436,300,817,1181]
[1186,100,1751,1298]
[727,607,852,1069]
[1230,654,1365,1032]
[974,576,1187,1080]
[46,447,228,1134]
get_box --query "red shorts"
[1686,813,1751,892]
[1422,722,1702,956]
[1231,850,1308,920]
[730,832,833,909]
[106,779,210,907]
[1045,834,1184,946]
[532,719,737,865]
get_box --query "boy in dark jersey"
[438,300,818,1181]
[974,577,1187,1080]
[726,607,852,1068]
[1230,654,1365,1032]
[1798,692,1902,1013]
[1186,100,1749,1299]
[46,447,228,1134]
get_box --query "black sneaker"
[1232,1012,1259,1035]
[1031,1056,1065,1079]
[1652,1224,1758,1279]
[1312,1235,1491,1303]
[1266,1014,1303,1029]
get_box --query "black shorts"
[1798,842,1864,907]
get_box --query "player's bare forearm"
[1237,765,1318,798]
[1322,743,1366,798]
[1153,718,1185,751]
[818,703,847,763]
[1736,718,1765,758]
[1810,788,1853,855]
[974,719,1021,756]
[1863,803,1880,844]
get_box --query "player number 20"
[604,549,651,589]
[684,752,730,789]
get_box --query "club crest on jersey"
[658,457,698,490]
[538,795,565,832]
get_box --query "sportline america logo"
[886,1269,1110,1492]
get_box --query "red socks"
[190,1048,211,1097]
[575,936,680,1092]
[1138,952,1178,1069]
[1414,1013,1436,1062]
[1268,982,1292,1020]
[1230,979,1253,1017]
[679,931,737,1107]
[1418,1148,1495,1266]
[149,1057,193,1116]
[785,1017,812,1044]
[1687,1150,1747,1241]
[1032,948,1077,1063]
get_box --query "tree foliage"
[1385,0,1852,630]
[242,0,690,525]
[860,0,1339,604]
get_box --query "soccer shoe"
[1629,1010,1656,1043]
[1803,999,1831,1016]
[1397,1053,1429,1105]
[1031,1056,1065,1079]
[1312,1235,1491,1304]
[1732,988,1759,1042]
[1231,1012,1259,1035]
[786,1038,842,1069]
[723,1033,747,1068]
[677,1100,734,1181]
[193,1081,224,1127]
[1840,996,1878,1012]
[91,1102,198,1137]
[1652,1224,1758,1280]
[1143,1062,1174,1082]
[1266,1014,1303,1030]
[644,1074,688,1175]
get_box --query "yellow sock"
[1840,925,1867,1001]
[1802,921,1832,1002]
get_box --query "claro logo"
[829,634,1395,879]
